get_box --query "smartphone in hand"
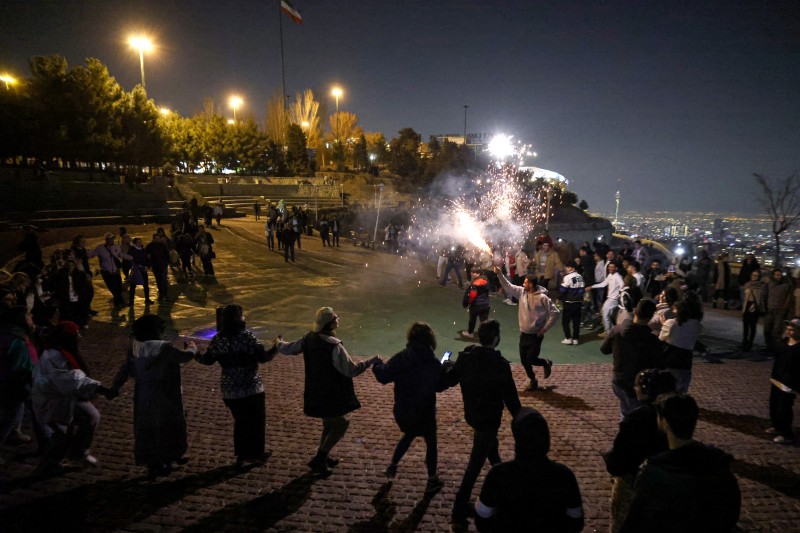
[441,351,452,363]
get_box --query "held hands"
[96,385,119,400]
[368,356,383,367]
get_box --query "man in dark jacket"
[475,407,584,533]
[621,393,741,533]
[145,233,171,302]
[277,307,380,477]
[281,224,296,263]
[372,322,447,492]
[461,269,492,339]
[601,299,665,418]
[442,319,521,521]
[768,319,800,444]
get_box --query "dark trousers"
[266,232,275,250]
[295,231,302,249]
[454,428,501,507]
[742,311,759,349]
[390,416,438,477]
[223,393,266,462]
[284,242,295,262]
[200,255,215,277]
[440,261,463,287]
[129,266,150,301]
[100,269,124,307]
[770,385,796,438]
[332,231,340,246]
[153,266,169,299]
[562,302,582,340]
[40,400,100,468]
[60,299,90,327]
[467,306,490,334]
[519,332,547,382]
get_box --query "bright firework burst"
[408,134,552,258]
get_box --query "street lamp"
[159,107,170,116]
[372,183,384,248]
[331,86,343,113]
[229,96,243,122]
[128,36,153,88]
[0,74,16,90]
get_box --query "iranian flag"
[281,0,303,24]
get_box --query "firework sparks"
[408,133,553,259]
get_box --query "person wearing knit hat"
[31,321,113,473]
[475,407,584,532]
[277,307,381,477]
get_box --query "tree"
[119,85,164,173]
[265,90,289,144]
[286,123,309,174]
[352,134,368,171]
[287,89,321,150]
[387,127,423,184]
[365,132,388,164]
[579,199,589,211]
[754,173,800,266]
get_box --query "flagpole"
[279,0,287,110]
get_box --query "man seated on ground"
[621,393,741,533]
[474,407,584,532]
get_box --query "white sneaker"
[571,339,579,345]
[561,338,573,345]
[503,298,512,304]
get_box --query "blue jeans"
[612,381,641,419]
[455,428,501,507]
[668,368,692,394]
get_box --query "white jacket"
[32,349,100,426]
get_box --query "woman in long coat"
[110,315,197,477]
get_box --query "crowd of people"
[3,222,799,531]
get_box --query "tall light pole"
[331,86,344,167]
[128,36,153,89]
[229,96,243,122]
[372,183,384,249]
[463,104,469,146]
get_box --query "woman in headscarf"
[110,315,197,477]
[32,321,112,472]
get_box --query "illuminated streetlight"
[159,107,170,116]
[301,120,309,129]
[128,36,153,88]
[227,119,235,125]
[331,86,343,113]
[229,95,243,122]
[0,73,16,90]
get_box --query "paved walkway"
[1,218,798,532]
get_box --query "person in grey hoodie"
[494,267,559,391]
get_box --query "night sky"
[2,0,798,214]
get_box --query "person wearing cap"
[621,393,741,533]
[474,407,584,532]
[277,307,381,477]
[494,267,559,391]
[109,315,198,478]
[31,321,113,472]
[196,304,278,467]
[87,232,132,310]
[767,318,800,445]
[602,369,676,532]
[559,260,585,345]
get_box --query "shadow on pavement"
[180,472,317,531]
[733,460,800,500]
[523,386,594,411]
[348,481,395,533]
[0,463,252,532]
[698,408,771,439]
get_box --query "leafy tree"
[560,190,578,206]
[388,128,424,185]
[579,199,589,211]
[365,132,388,164]
[119,85,164,173]
[755,173,800,266]
[26,55,73,164]
[352,134,368,171]
[286,123,309,173]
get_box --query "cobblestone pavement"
[1,218,798,532]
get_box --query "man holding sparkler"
[495,267,559,391]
